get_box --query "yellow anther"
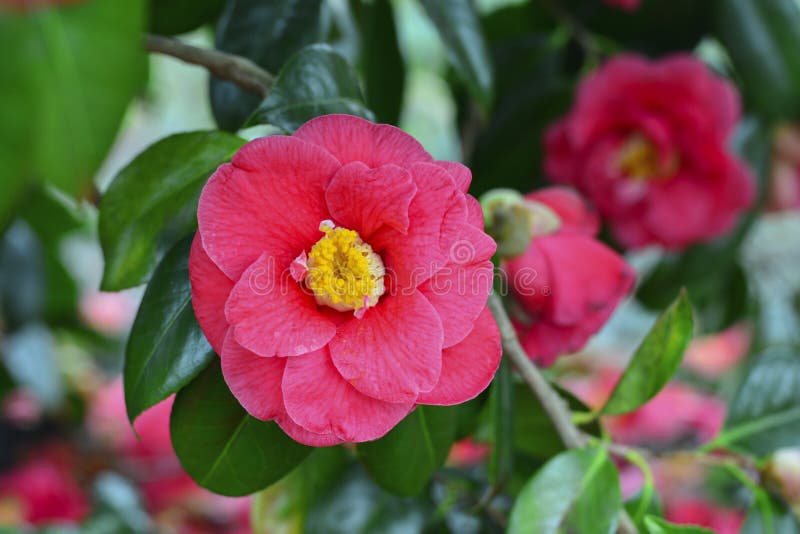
[617,133,678,181]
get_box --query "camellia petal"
[282,349,413,442]
[330,291,444,403]
[189,233,234,355]
[225,253,336,357]
[417,306,501,405]
[220,331,286,421]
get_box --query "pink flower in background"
[0,458,88,526]
[448,439,490,467]
[545,54,754,250]
[604,0,639,11]
[665,498,744,534]
[504,187,634,366]
[190,114,501,445]
[683,323,750,379]
[79,291,138,336]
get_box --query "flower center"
[305,222,385,313]
[617,133,678,181]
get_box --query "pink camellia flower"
[544,54,755,250]
[0,458,88,526]
[682,323,750,379]
[190,114,501,446]
[503,187,635,366]
[604,0,639,11]
[665,498,744,534]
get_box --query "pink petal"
[371,162,466,289]
[466,195,485,228]
[220,331,285,420]
[505,242,553,315]
[197,135,340,281]
[293,114,433,168]
[325,161,417,239]
[526,187,600,237]
[434,160,472,192]
[225,253,336,357]
[330,291,444,403]
[418,306,501,405]
[189,233,234,354]
[275,412,343,447]
[538,234,634,326]
[282,348,413,442]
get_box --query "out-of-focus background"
[3,0,800,532]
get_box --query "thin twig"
[144,34,274,97]
[488,293,639,533]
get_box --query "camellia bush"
[3,0,800,533]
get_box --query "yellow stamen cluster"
[617,133,678,181]
[306,224,385,312]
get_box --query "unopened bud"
[480,189,561,259]
[764,448,800,518]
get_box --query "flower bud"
[480,188,560,259]
[764,448,800,518]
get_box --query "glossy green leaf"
[148,0,226,36]
[508,447,621,534]
[357,405,457,496]
[100,131,245,291]
[644,516,713,534]
[0,0,146,197]
[720,346,800,456]
[247,44,374,133]
[422,0,494,109]
[602,290,694,415]
[357,0,405,125]
[124,237,215,423]
[171,361,312,496]
[421,0,493,109]
[715,0,800,119]
[210,0,324,131]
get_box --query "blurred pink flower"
[0,458,88,526]
[447,438,490,467]
[683,323,750,379]
[665,498,744,534]
[191,114,501,445]
[79,291,138,336]
[1,389,43,425]
[504,187,634,366]
[604,0,639,11]
[545,54,754,250]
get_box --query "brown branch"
[144,34,274,98]
[488,293,639,534]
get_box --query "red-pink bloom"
[604,0,639,11]
[504,187,634,365]
[544,54,754,250]
[190,114,501,445]
[447,438,490,467]
[665,498,744,534]
[0,458,88,526]
[683,323,750,379]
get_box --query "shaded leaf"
[722,345,800,456]
[508,447,621,534]
[100,131,244,291]
[357,405,457,496]
[148,0,226,36]
[602,290,694,415]
[124,237,215,424]
[211,0,324,131]
[171,361,312,496]
[644,516,713,534]
[421,0,493,109]
[247,44,374,133]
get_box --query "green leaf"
[508,447,621,534]
[715,0,800,119]
[420,0,493,109]
[720,345,800,456]
[357,0,405,124]
[741,495,800,534]
[0,0,146,197]
[124,237,216,424]
[247,44,374,133]
[100,131,245,291]
[513,383,601,460]
[171,361,312,496]
[210,0,324,131]
[148,0,226,36]
[602,290,694,415]
[357,405,457,496]
[644,516,714,534]
[489,356,513,486]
